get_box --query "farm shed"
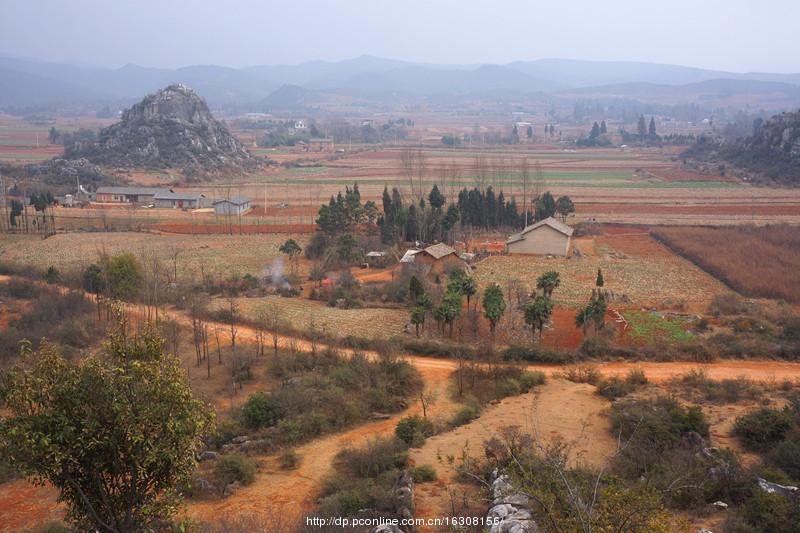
[308,138,334,152]
[213,197,251,216]
[54,194,74,207]
[153,192,207,209]
[506,217,573,256]
[365,251,388,267]
[401,243,468,278]
[95,187,171,204]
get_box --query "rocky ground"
[65,84,259,174]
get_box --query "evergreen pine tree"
[637,115,647,137]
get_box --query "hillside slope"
[65,84,256,173]
[686,110,800,185]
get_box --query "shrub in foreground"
[214,455,256,486]
[395,416,434,447]
[451,406,480,427]
[733,408,795,453]
[411,465,437,483]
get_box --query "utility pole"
[0,174,6,233]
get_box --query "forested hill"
[685,110,800,186]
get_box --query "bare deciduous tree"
[419,390,437,419]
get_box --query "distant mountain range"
[2,54,800,110]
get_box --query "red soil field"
[597,223,652,235]
[144,223,316,234]
[246,206,318,217]
[578,203,800,216]
[0,481,63,532]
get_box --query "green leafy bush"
[498,378,521,397]
[411,465,437,483]
[782,316,800,341]
[214,454,256,486]
[44,266,61,284]
[676,369,762,403]
[733,408,795,452]
[241,392,285,430]
[315,436,409,520]
[338,438,408,479]
[519,371,547,390]
[450,406,480,427]
[610,397,713,508]
[595,369,648,399]
[453,365,546,405]
[501,345,571,364]
[248,348,421,447]
[395,416,434,447]
[728,488,800,533]
[768,431,800,480]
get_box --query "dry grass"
[472,247,728,307]
[0,232,307,279]
[209,295,408,341]
[652,225,800,303]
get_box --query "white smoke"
[265,257,289,289]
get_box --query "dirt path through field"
[186,362,459,524]
[411,379,616,530]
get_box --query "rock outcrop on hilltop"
[65,84,257,174]
[685,110,800,185]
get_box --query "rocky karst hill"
[65,84,257,174]
[686,110,800,186]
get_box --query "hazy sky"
[2,0,798,72]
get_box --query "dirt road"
[186,362,459,524]
[411,378,617,528]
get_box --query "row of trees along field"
[315,182,574,247]
[0,191,57,235]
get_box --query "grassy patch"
[624,311,694,344]
[232,347,422,448]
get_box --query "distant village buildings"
[94,187,212,209]
[506,217,574,256]
[294,138,334,153]
[95,187,171,204]
[213,197,251,216]
[400,243,469,278]
[153,192,207,209]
